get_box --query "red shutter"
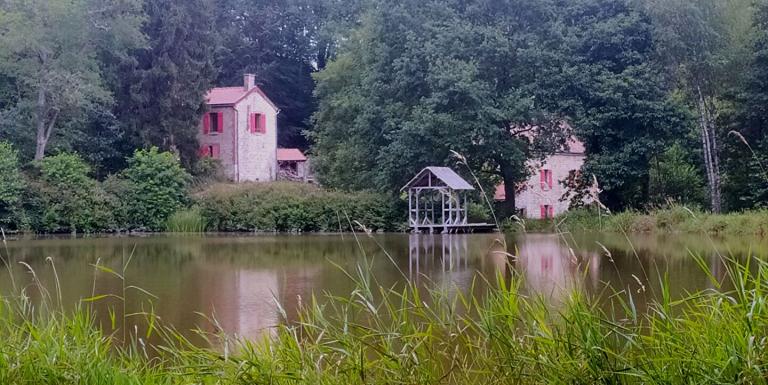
[199,146,210,157]
[261,114,266,133]
[202,114,210,134]
[549,206,554,219]
[547,170,553,189]
[217,112,224,133]
[249,113,256,133]
[540,205,546,219]
[540,170,546,190]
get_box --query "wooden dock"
[410,223,498,234]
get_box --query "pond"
[1,232,766,346]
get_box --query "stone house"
[495,137,592,219]
[198,74,278,182]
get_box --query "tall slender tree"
[644,0,755,212]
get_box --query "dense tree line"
[312,0,768,213]
[0,0,767,216]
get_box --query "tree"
[312,0,683,214]
[724,0,768,209]
[121,147,191,230]
[649,143,707,206]
[213,0,365,149]
[0,142,25,229]
[113,0,219,167]
[643,0,755,212]
[37,153,114,232]
[557,0,686,211]
[0,0,144,161]
[312,0,571,217]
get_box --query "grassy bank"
[1,252,767,384]
[504,206,768,236]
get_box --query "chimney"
[244,73,255,91]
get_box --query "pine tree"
[114,0,219,167]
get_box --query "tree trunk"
[498,161,517,219]
[316,40,330,70]
[697,86,722,213]
[34,85,48,161]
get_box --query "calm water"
[1,232,766,344]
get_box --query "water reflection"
[0,232,766,345]
[517,234,588,301]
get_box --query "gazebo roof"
[401,167,475,191]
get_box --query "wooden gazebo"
[401,167,495,233]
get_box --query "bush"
[191,157,228,186]
[0,142,26,230]
[36,153,114,233]
[198,182,401,232]
[120,148,191,231]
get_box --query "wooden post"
[414,189,420,233]
[408,189,413,227]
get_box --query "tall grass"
[505,205,768,236]
[1,246,767,384]
[164,207,206,233]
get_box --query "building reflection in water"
[408,233,600,304]
[515,234,595,302]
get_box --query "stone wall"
[516,153,586,219]
[235,92,278,182]
[198,107,237,180]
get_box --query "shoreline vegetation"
[505,206,768,237]
[2,142,766,237]
[1,248,767,383]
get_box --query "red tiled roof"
[205,86,278,110]
[277,148,307,162]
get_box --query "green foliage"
[213,0,345,149]
[198,182,400,232]
[312,0,572,200]
[165,206,206,232]
[36,153,114,233]
[723,0,768,211]
[312,0,689,214]
[120,147,191,231]
[649,143,707,206]
[0,142,25,229]
[2,249,768,383]
[558,0,687,210]
[507,206,768,236]
[191,156,228,186]
[112,0,218,168]
[0,0,145,160]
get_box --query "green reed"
[164,207,207,233]
[0,248,767,384]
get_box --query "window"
[540,204,554,219]
[210,112,222,133]
[540,169,553,190]
[203,112,223,134]
[249,113,266,134]
[199,144,220,159]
